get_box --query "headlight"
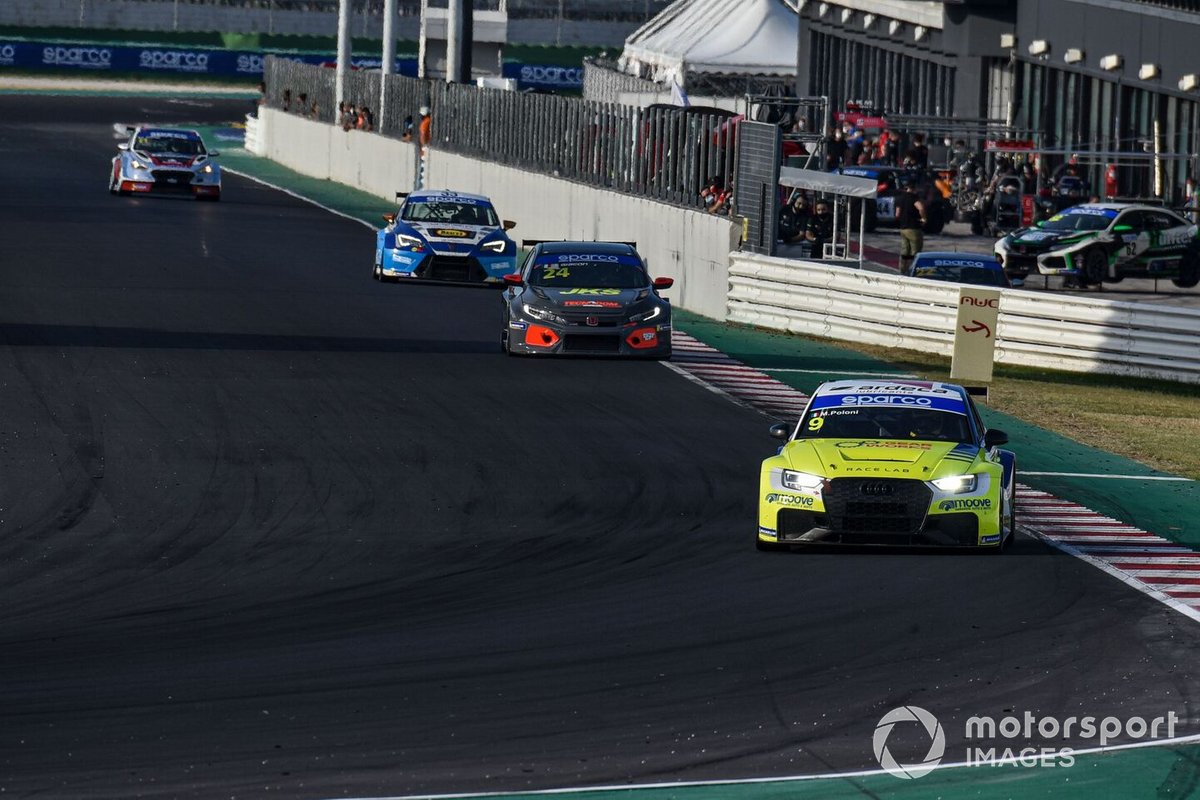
[628,305,662,324]
[202,164,213,174]
[932,474,977,493]
[522,303,566,325]
[781,470,824,491]
[395,233,423,249]
[481,240,507,253]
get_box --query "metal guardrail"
[727,253,1200,384]
[265,55,738,210]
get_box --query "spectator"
[825,127,847,170]
[879,129,899,166]
[296,92,308,116]
[251,80,265,118]
[418,105,432,147]
[700,175,731,214]
[778,192,811,244]
[309,99,319,120]
[282,88,292,112]
[895,182,927,272]
[342,103,358,131]
[401,114,414,143]
[805,199,834,258]
[906,132,929,169]
[844,123,864,165]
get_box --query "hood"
[409,222,491,245]
[1005,227,1090,251]
[538,287,647,310]
[144,154,200,168]
[784,439,979,478]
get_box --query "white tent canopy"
[779,167,878,199]
[618,0,799,86]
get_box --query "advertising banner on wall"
[0,40,419,77]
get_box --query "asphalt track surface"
[1,95,1198,799]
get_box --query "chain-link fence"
[582,56,659,104]
[265,55,737,211]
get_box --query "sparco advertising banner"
[0,40,418,77]
[503,62,583,91]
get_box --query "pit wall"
[255,107,738,319]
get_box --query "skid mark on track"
[667,331,1200,625]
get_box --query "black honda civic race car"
[500,240,674,358]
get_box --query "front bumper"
[756,476,1003,548]
[119,167,220,197]
[381,249,516,282]
[507,319,672,357]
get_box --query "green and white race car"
[994,203,1200,287]
[757,380,1016,551]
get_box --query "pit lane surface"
[0,95,1197,799]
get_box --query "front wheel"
[1080,247,1108,287]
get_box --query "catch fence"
[265,55,738,211]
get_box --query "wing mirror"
[382,212,396,224]
[769,422,791,440]
[984,429,1009,448]
[117,142,130,151]
[503,220,517,230]
[502,273,524,287]
[1112,224,1133,233]
[653,277,674,290]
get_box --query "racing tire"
[1081,247,1108,287]
[1173,245,1200,289]
[969,212,984,236]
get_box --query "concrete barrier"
[256,107,737,319]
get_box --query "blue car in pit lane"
[372,189,518,283]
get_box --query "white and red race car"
[109,126,221,200]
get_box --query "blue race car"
[373,189,517,283]
[906,252,1015,288]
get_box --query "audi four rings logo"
[860,482,894,496]
[139,50,210,71]
[43,46,112,67]
[873,706,946,779]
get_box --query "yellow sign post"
[950,287,1001,386]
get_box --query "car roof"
[537,241,640,257]
[1062,202,1158,213]
[408,189,492,204]
[810,380,971,413]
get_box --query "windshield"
[913,265,1007,287]
[401,200,499,227]
[796,406,972,443]
[134,134,205,156]
[529,255,648,289]
[1040,209,1114,232]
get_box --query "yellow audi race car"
[757,380,1016,551]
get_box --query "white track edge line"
[324,732,1200,800]
[1021,471,1193,482]
[221,165,378,231]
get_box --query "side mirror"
[769,422,791,440]
[502,273,524,287]
[1112,224,1133,233]
[653,277,674,290]
[1034,220,1044,228]
[503,220,517,231]
[382,212,396,225]
[984,429,1009,448]
[117,142,130,151]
